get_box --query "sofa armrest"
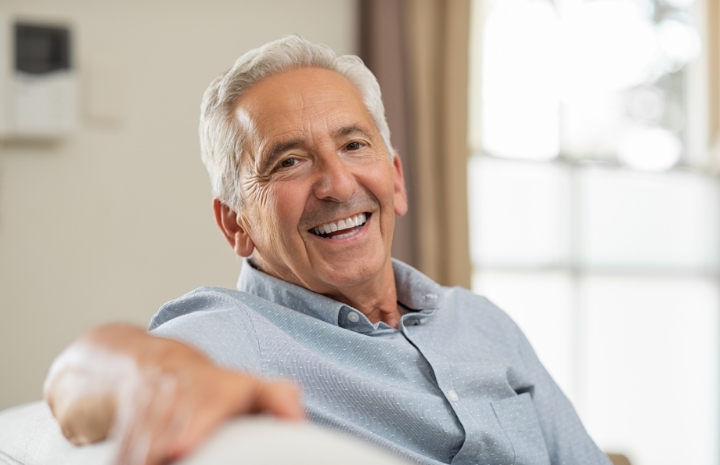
[0,402,411,465]
[0,402,112,465]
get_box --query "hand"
[44,324,304,465]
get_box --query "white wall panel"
[0,0,357,410]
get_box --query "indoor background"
[0,0,357,408]
[1,1,718,465]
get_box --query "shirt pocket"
[491,392,551,465]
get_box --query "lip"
[310,212,368,234]
[306,212,372,243]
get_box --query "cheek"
[362,165,396,208]
[268,184,306,238]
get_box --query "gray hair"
[199,35,394,210]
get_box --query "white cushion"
[178,416,411,465]
[0,402,411,465]
[0,402,112,465]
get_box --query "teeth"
[312,213,367,236]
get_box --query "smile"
[310,213,369,239]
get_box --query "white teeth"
[312,213,367,236]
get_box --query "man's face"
[229,67,407,299]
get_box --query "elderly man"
[45,36,611,465]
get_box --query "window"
[468,0,719,463]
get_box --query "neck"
[249,256,403,329]
[326,259,401,328]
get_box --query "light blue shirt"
[149,260,610,465]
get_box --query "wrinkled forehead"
[230,67,376,169]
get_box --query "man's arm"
[44,324,304,465]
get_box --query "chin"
[315,257,387,289]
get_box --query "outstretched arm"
[44,324,304,465]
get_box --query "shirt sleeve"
[149,287,265,375]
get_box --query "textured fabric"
[0,402,113,465]
[0,403,412,465]
[177,416,413,465]
[150,260,611,465]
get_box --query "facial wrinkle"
[235,109,279,211]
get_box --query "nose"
[312,150,358,203]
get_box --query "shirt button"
[447,390,459,402]
[347,312,360,323]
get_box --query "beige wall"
[0,0,358,410]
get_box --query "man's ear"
[392,154,408,217]
[213,199,255,257]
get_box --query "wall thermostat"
[0,14,77,139]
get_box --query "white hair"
[199,35,394,210]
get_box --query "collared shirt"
[149,260,610,465]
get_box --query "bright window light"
[581,276,719,465]
[558,0,662,101]
[616,126,682,171]
[468,156,570,267]
[468,0,716,462]
[657,18,702,69]
[481,0,560,160]
[578,167,719,271]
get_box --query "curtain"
[360,0,472,288]
[360,0,417,269]
[711,0,720,155]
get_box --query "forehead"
[232,67,374,145]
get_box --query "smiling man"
[216,65,407,327]
[45,36,611,465]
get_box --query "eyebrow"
[333,125,372,140]
[260,139,304,173]
[259,125,373,172]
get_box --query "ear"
[213,199,255,257]
[392,154,408,216]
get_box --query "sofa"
[0,401,411,465]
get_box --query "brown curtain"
[360,0,417,269]
[711,0,720,152]
[360,0,472,288]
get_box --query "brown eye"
[346,142,363,151]
[280,158,298,168]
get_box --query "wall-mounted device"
[0,14,77,139]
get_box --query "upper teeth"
[312,213,367,235]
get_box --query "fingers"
[251,378,305,421]
[160,372,305,462]
[110,365,305,465]
[44,340,137,445]
[45,325,306,465]
[113,372,178,465]
[57,392,117,445]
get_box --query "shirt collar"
[237,259,444,332]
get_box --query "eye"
[346,141,364,151]
[279,157,299,169]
